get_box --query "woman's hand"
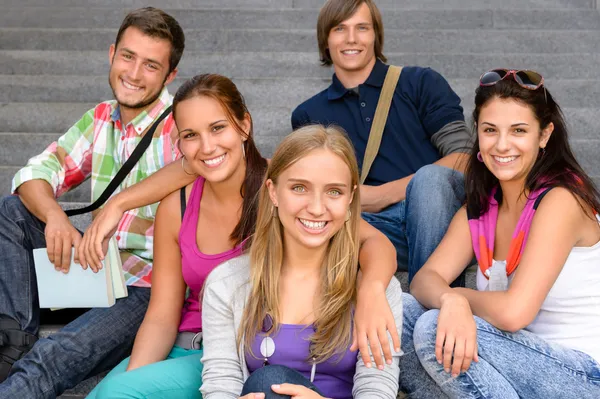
[351,280,400,369]
[78,199,124,272]
[436,292,479,377]
[271,384,326,398]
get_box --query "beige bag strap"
[360,65,402,184]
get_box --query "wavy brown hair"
[239,125,361,363]
[466,78,600,218]
[173,74,268,247]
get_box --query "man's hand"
[351,280,400,369]
[360,183,398,213]
[270,384,326,398]
[239,394,265,399]
[78,200,124,273]
[45,210,82,273]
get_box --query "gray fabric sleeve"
[352,277,403,398]
[430,120,474,157]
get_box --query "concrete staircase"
[1,0,599,397]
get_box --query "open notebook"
[33,237,128,308]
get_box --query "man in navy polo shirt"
[292,0,471,284]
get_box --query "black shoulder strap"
[65,105,172,217]
[180,187,187,221]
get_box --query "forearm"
[410,269,457,309]
[357,229,396,292]
[453,288,518,331]
[127,319,179,370]
[17,180,65,223]
[111,159,196,212]
[434,152,468,174]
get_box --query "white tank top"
[477,237,600,364]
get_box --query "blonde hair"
[239,124,361,363]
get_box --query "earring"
[345,209,351,222]
[539,147,546,158]
[181,157,195,176]
[477,152,484,162]
[242,142,246,159]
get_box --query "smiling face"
[477,97,553,184]
[267,148,354,252]
[327,2,376,79]
[175,95,249,184]
[108,27,176,112]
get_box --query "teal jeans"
[86,345,203,399]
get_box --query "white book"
[33,237,128,308]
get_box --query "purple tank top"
[245,324,357,399]
[178,177,244,332]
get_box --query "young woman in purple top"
[82,75,400,398]
[200,125,403,399]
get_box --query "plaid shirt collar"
[110,87,172,135]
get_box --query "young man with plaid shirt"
[0,7,184,398]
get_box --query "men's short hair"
[115,7,185,74]
[317,0,386,66]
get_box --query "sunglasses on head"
[479,69,544,90]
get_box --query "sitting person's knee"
[413,309,440,347]
[242,365,314,399]
[406,164,464,206]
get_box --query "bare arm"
[361,152,468,213]
[127,190,187,370]
[453,188,590,332]
[352,218,400,368]
[78,159,196,270]
[17,180,82,271]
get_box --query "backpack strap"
[180,187,187,221]
[360,66,402,184]
[0,316,38,382]
[65,105,172,217]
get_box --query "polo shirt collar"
[111,87,172,135]
[327,59,389,100]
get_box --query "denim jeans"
[241,365,322,399]
[361,165,465,283]
[403,293,600,399]
[0,195,151,398]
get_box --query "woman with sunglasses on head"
[85,74,400,399]
[399,69,600,399]
[200,125,403,399]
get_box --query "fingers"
[78,233,88,270]
[388,316,401,355]
[377,327,392,367]
[239,394,265,399]
[368,328,384,369]
[442,333,455,374]
[356,327,372,368]
[350,321,358,352]
[451,337,465,378]
[271,383,303,396]
[435,329,445,365]
[72,232,82,264]
[461,336,476,373]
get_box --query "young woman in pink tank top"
[83,74,401,399]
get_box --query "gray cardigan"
[200,254,403,399]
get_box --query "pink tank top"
[178,176,244,332]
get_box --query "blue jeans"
[361,165,465,283]
[242,365,322,399]
[0,195,151,398]
[403,293,600,399]
[87,345,203,399]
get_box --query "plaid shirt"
[12,88,180,287]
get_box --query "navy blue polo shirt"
[291,60,465,186]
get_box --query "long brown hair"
[466,78,600,218]
[239,125,361,363]
[173,74,268,247]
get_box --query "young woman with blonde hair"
[201,125,403,399]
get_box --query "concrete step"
[2,0,596,9]
[3,51,600,80]
[1,101,599,141]
[2,7,599,30]
[3,76,600,112]
[2,28,600,53]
